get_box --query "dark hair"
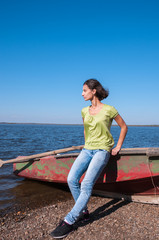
[83,79,109,101]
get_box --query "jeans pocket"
[99,149,107,152]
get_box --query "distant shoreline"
[0,122,159,127]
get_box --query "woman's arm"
[111,114,128,156]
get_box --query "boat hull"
[13,148,159,204]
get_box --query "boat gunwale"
[54,147,159,159]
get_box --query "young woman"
[50,79,128,239]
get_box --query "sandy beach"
[0,195,159,240]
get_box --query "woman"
[50,79,128,239]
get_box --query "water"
[0,124,159,214]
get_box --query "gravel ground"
[0,196,159,240]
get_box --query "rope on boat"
[146,157,158,200]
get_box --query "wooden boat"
[13,147,159,204]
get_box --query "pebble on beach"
[0,195,159,240]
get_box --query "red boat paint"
[13,148,159,204]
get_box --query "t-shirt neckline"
[88,104,105,116]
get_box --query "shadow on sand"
[74,198,130,229]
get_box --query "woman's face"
[82,84,96,101]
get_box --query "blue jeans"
[65,148,110,224]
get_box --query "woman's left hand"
[111,146,121,156]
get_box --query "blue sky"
[0,0,159,125]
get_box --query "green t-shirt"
[81,104,118,152]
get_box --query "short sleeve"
[81,109,85,118]
[109,106,118,119]
[81,107,88,119]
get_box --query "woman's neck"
[91,97,102,109]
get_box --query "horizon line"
[0,122,159,127]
